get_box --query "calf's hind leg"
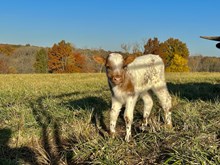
[153,85,172,129]
[140,92,153,131]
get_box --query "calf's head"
[93,53,136,85]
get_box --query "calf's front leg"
[124,96,138,142]
[109,98,122,138]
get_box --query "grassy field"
[0,73,219,164]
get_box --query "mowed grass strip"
[0,73,219,164]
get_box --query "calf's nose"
[113,76,121,82]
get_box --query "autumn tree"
[34,48,48,73]
[48,40,77,73]
[160,38,189,68]
[143,37,190,72]
[71,52,88,72]
[0,44,16,56]
[0,60,9,73]
[143,37,167,63]
[166,54,189,72]
[48,40,87,73]
[144,37,160,55]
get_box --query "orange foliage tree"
[0,60,8,73]
[48,40,86,73]
[0,44,16,56]
[144,37,160,55]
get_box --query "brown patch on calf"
[124,116,130,124]
[93,55,106,65]
[109,131,116,138]
[120,77,134,94]
[123,55,136,67]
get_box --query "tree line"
[0,38,219,74]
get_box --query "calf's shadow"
[0,128,39,165]
[64,96,110,134]
[167,82,220,101]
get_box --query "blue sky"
[1,0,220,56]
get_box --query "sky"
[0,0,220,56]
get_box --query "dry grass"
[0,73,219,164]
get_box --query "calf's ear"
[93,56,106,65]
[124,55,136,67]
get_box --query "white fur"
[108,54,172,142]
[108,53,124,68]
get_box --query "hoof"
[164,123,173,131]
[125,134,131,142]
[109,131,116,138]
[125,136,130,142]
[140,124,148,132]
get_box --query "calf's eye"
[123,65,128,70]
[106,66,111,70]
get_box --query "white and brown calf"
[94,53,172,142]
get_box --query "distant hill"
[0,44,43,73]
[0,43,220,73]
[0,43,43,56]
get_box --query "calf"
[94,53,172,142]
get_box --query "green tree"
[34,48,48,73]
